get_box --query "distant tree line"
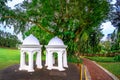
[0,30,21,48]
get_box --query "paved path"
[83,58,114,80]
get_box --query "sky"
[7,0,24,9]
[101,22,115,41]
[0,0,116,41]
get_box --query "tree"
[0,0,110,55]
[78,26,104,55]
[110,0,120,53]
[0,30,21,48]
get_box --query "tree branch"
[3,16,54,35]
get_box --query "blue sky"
[0,0,116,41]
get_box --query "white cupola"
[22,34,40,45]
[48,36,64,45]
[45,36,68,71]
[19,34,42,72]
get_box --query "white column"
[63,50,68,67]
[47,51,53,70]
[19,51,26,70]
[36,51,42,69]
[28,51,34,72]
[58,52,65,71]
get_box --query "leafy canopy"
[0,0,110,54]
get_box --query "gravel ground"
[0,63,80,80]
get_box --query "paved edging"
[80,56,91,80]
[84,65,91,80]
[80,64,91,80]
[80,64,85,80]
[93,61,119,80]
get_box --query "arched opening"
[53,52,58,66]
[25,52,29,65]
[23,52,38,69]
[33,52,37,68]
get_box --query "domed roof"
[48,36,64,45]
[22,34,40,45]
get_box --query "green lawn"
[99,62,120,79]
[0,48,20,70]
[0,48,82,71]
[86,56,115,62]
[0,48,47,70]
[86,56,120,79]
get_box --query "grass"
[0,48,46,70]
[0,48,82,71]
[86,56,120,79]
[99,62,120,79]
[86,56,115,62]
[0,48,20,70]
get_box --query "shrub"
[114,54,120,62]
[67,55,82,63]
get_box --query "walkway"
[83,58,113,80]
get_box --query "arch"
[52,52,58,66]
[45,49,68,71]
[19,49,42,72]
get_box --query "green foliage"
[114,54,120,62]
[78,27,104,54]
[67,55,82,63]
[111,30,120,53]
[0,30,21,48]
[110,0,120,54]
[0,0,110,55]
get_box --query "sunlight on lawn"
[0,48,20,70]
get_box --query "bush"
[114,54,120,62]
[67,55,82,63]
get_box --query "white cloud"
[101,22,116,41]
[7,0,24,9]
[101,22,115,35]
[111,0,116,4]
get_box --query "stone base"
[49,70,67,77]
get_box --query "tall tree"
[0,0,110,54]
[78,26,104,55]
[110,0,120,53]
